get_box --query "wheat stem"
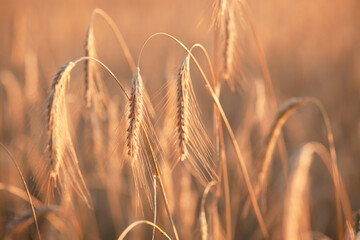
[189,43,231,240]
[89,8,136,72]
[241,1,289,183]
[284,142,354,240]
[249,97,353,238]
[141,124,179,240]
[200,181,217,240]
[118,220,171,240]
[0,143,41,240]
[152,175,157,240]
[73,57,129,100]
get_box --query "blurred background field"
[0,0,359,239]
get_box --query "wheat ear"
[214,0,236,90]
[284,142,354,240]
[172,54,218,184]
[47,62,91,206]
[243,97,353,238]
[176,56,189,161]
[127,67,144,162]
[84,24,108,116]
[46,56,132,207]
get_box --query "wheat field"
[0,0,360,239]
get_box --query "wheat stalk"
[88,8,136,72]
[213,2,237,236]
[242,97,354,239]
[0,143,41,240]
[200,181,217,240]
[117,220,171,240]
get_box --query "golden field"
[0,0,359,239]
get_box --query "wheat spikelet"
[176,57,190,161]
[126,67,156,208]
[84,25,108,118]
[214,0,237,90]
[84,24,111,169]
[222,6,235,85]
[127,67,144,162]
[165,55,217,185]
[46,62,90,206]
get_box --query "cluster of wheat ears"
[1,1,359,240]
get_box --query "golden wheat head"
[126,67,157,208]
[214,0,236,90]
[127,67,144,161]
[84,25,108,117]
[164,55,217,185]
[46,62,90,206]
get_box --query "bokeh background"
[0,0,359,239]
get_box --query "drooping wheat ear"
[176,56,190,161]
[47,62,90,206]
[215,0,236,90]
[126,67,155,208]
[222,5,235,85]
[84,25,108,118]
[172,54,217,184]
[242,97,354,237]
[284,142,355,239]
[242,98,313,217]
[127,67,144,163]
[284,142,321,240]
[84,24,110,165]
